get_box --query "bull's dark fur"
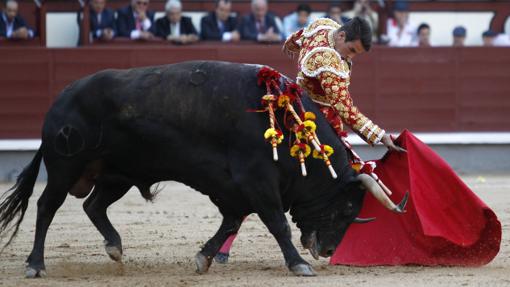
[0,61,365,276]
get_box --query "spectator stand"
[4,1,508,47]
[6,1,510,46]
[385,1,510,46]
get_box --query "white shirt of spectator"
[130,12,152,39]
[494,34,510,46]
[4,15,15,37]
[386,18,416,47]
[170,22,180,37]
[95,13,112,38]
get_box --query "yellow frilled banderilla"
[292,111,337,179]
[290,142,311,176]
[256,66,338,178]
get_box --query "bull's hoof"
[214,252,229,264]
[195,252,212,274]
[105,244,123,262]
[289,263,316,276]
[25,266,47,278]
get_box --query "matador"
[283,17,402,150]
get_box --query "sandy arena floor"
[0,175,509,287]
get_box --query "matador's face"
[334,31,366,62]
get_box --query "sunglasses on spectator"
[136,1,148,6]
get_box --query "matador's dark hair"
[339,16,372,52]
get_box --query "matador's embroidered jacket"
[284,18,385,145]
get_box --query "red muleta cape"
[330,130,501,266]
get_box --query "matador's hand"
[381,134,407,153]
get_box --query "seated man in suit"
[116,0,155,40]
[200,0,239,42]
[0,0,34,39]
[239,0,281,42]
[155,0,198,44]
[90,0,116,41]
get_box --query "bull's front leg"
[257,209,316,276]
[228,151,314,276]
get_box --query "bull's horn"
[358,174,408,213]
[353,217,376,223]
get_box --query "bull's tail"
[0,147,43,251]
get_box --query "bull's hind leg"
[25,166,83,278]
[195,215,243,274]
[83,180,131,262]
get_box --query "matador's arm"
[300,47,385,145]
[317,70,385,145]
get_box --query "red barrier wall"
[1,45,509,138]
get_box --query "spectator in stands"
[116,0,155,40]
[155,0,198,44]
[412,23,431,47]
[200,0,239,42]
[239,0,281,42]
[282,4,312,39]
[482,30,496,46]
[0,0,34,39]
[90,0,116,41]
[385,1,416,47]
[481,30,510,47]
[343,0,378,42]
[324,2,350,26]
[452,26,466,47]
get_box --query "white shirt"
[95,13,102,37]
[3,14,14,37]
[386,18,416,47]
[494,34,510,47]
[170,22,180,37]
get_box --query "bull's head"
[295,174,408,259]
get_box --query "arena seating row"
[6,0,510,46]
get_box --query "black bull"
[0,61,400,277]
